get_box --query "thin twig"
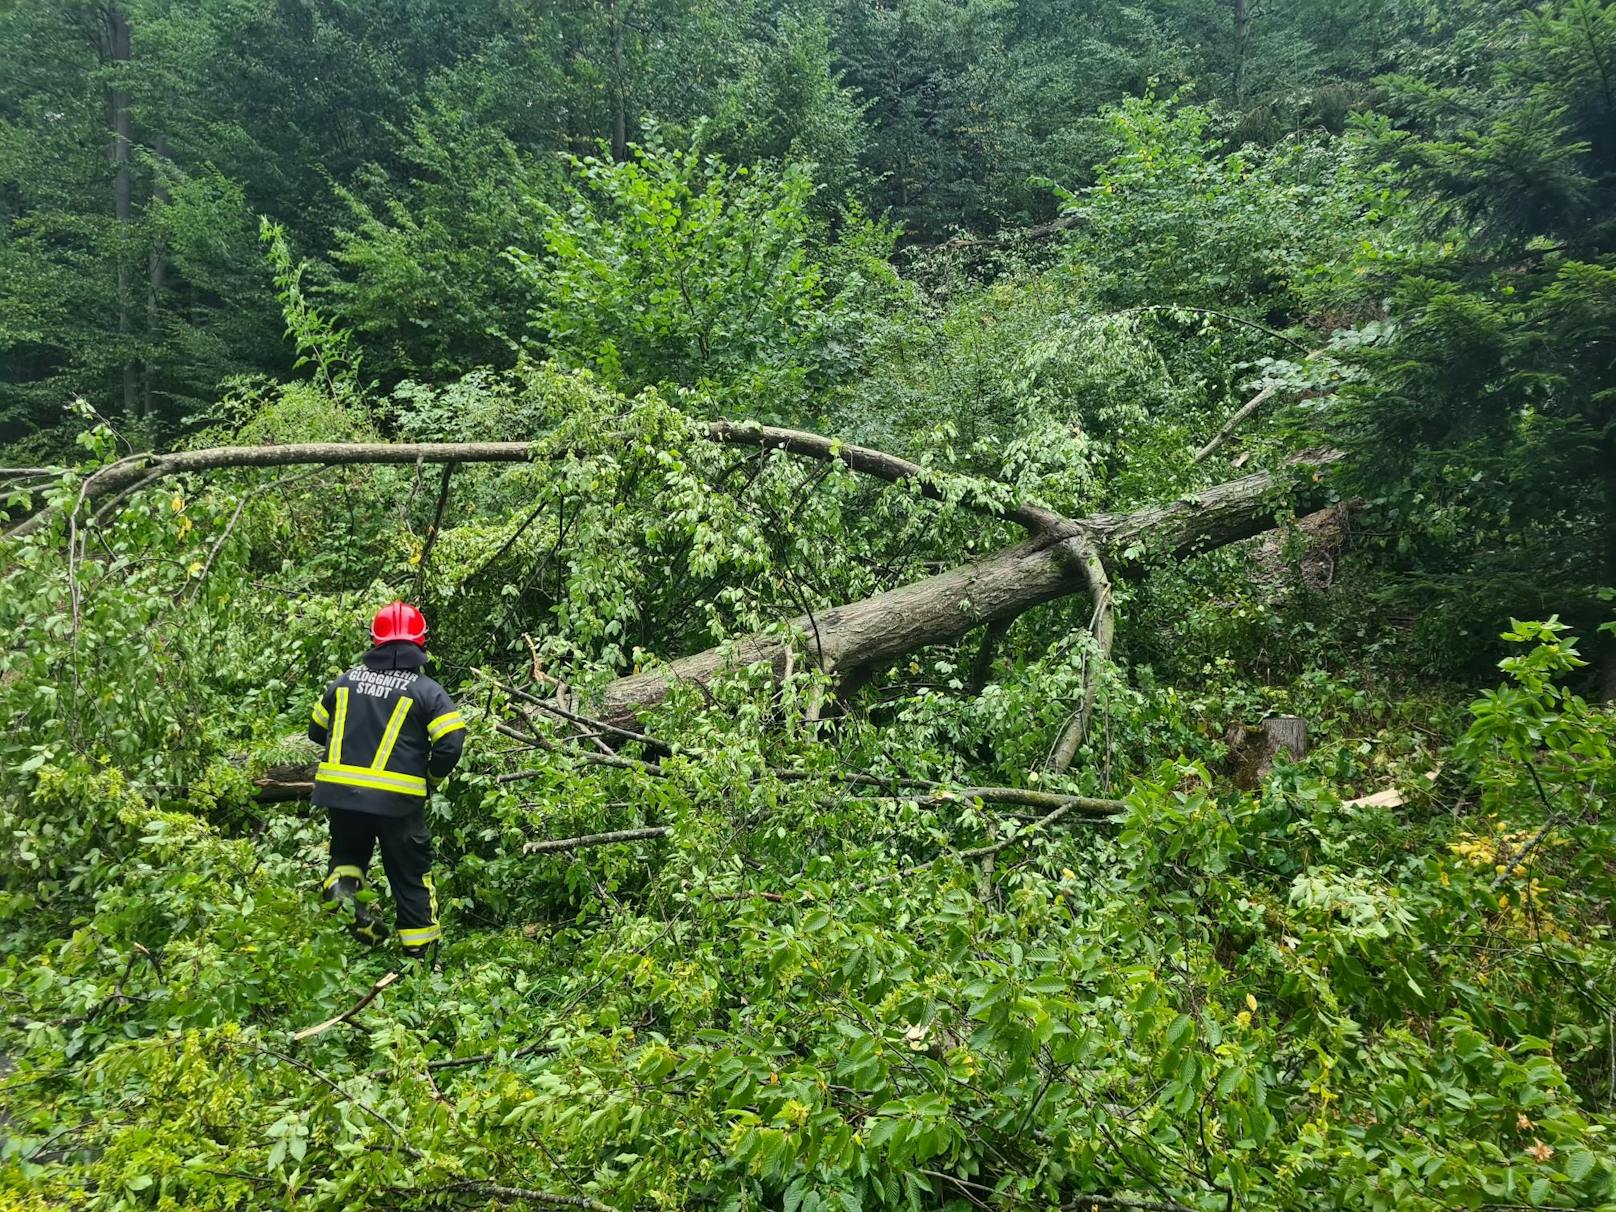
[258,1046,423,1159]
[1491,761,1567,890]
[504,683,686,755]
[429,1180,615,1212]
[427,1041,557,1072]
[186,466,331,602]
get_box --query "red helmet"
[371,601,428,647]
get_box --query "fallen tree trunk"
[596,455,1337,726]
[42,428,1337,782]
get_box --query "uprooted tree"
[13,419,1339,781]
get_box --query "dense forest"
[4,0,1616,1208]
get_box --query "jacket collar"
[363,642,429,672]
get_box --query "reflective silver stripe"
[426,711,464,741]
[315,763,428,795]
[329,688,350,765]
[372,695,414,771]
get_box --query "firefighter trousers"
[325,806,441,949]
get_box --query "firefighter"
[308,601,465,961]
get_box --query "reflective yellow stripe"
[372,695,414,771]
[315,762,428,796]
[322,864,364,890]
[400,924,442,945]
[423,871,438,928]
[329,687,350,765]
[426,711,464,741]
[312,701,331,727]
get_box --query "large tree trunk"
[595,461,1335,725]
[3,430,1337,727]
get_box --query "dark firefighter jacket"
[307,643,465,816]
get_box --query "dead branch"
[1191,349,1326,465]
[1047,536,1116,772]
[290,971,400,1042]
[7,421,1072,542]
[522,826,670,854]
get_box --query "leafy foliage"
[5,2,1616,1210]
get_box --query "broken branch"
[291,971,400,1042]
[522,826,671,854]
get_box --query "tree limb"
[413,460,456,596]
[1048,537,1116,772]
[598,452,1339,725]
[522,826,670,854]
[7,422,1074,541]
[1191,349,1326,465]
[290,971,400,1042]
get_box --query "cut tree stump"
[1225,716,1309,789]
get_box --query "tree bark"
[595,460,1335,726]
[1226,716,1308,790]
[144,132,169,421]
[106,5,137,417]
[607,0,627,161]
[8,422,1073,539]
[1601,451,1616,703]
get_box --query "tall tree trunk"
[1231,0,1250,107]
[1601,451,1616,703]
[107,5,137,418]
[145,132,169,422]
[607,0,627,161]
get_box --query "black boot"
[402,940,439,968]
[322,870,386,946]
